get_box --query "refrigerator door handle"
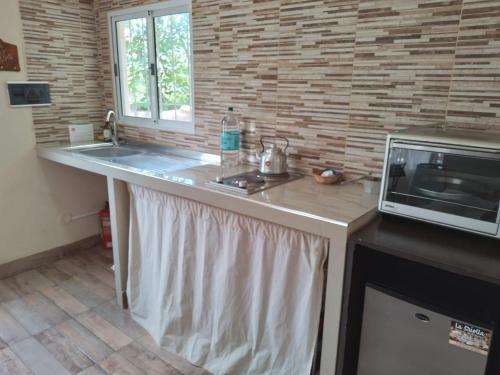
[415,313,431,323]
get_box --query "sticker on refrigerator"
[449,320,492,356]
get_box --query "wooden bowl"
[312,168,343,185]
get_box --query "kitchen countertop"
[37,141,379,374]
[349,214,500,285]
[37,142,378,237]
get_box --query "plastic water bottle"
[220,107,240,177]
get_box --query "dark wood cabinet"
[337,214,500,375]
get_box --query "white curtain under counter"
[127,184,328,374]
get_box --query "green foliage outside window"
[123,14,191,115]
[156,13,191,114]
[123,18,149,113]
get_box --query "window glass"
[116,17,152,118]
[154,13,192,123]
[111,3,194,133]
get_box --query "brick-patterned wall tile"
[446,0,500,130]
[277,0,359,172]
[344,0,464,175]
[19,0,500,176]
[191,0,221,153]
[217,0,280,162]
[19,0,102,143]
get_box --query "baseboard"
[0,234,101,279]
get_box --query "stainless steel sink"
[78,146,142,158]
[64,142,218,174]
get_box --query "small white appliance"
[379,128,500,238]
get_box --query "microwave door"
[381,142,500,237]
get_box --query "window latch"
[150,63,156,76]
[113,63,118,77]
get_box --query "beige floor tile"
[35,327,95,374]
[0,347,32,375]
[84,264,115,289]
[0,281,20,303]
[0,305,30,344]
[73,275,114,300]
[99,352,143,375]
[92,302,147,340]
[55,320,113,363]
[71,256,115,289]
[5,270,55,295]
[60,278,107,308]
[138,336,209,375]
[22,292,70,326]
[119,341,182,375]
[76,311,133,351]
[3,299,51,335]
[55,259,114,300]
[41,286,89,316]
[81,250,114,269]
[0,251,207,375]
[10,337,71,375]
[37,265,72,285]
[77,364,107,375]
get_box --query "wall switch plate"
[68,124,94,144]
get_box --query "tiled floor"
[0,247,209,375]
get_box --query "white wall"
[0,1,108,265]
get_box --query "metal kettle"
[257,136,289,175]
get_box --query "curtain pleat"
[127,184,328,375]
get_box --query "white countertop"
[37,142,379,374]
[37,143,379,237]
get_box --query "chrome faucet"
[106,110,119,146]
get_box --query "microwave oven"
[379,129,500,238]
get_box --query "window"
[110,0,194,133]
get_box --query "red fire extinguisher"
[99,202,112,250]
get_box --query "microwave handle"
[497,202,500,225]
[391,141,500,160]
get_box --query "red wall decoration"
[0,39,20,71]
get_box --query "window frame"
[108,0,195,134]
